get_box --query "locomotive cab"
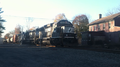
[51,20,77,46]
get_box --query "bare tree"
[105,8,117,16]
[54,13,67,22]
[4,33,10,39]
[4,30,14,39]
[15,24,22,34]
[105,5,120,16]
[26,17,34,30]
[9,30,15,34]
[117,5,120,11]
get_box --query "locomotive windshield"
[61,26,74,33]
[59,21,70,24]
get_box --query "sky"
[0,0,120,37]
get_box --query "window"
[94,26,95,31]
[45,27,51,32]
[53,28,56,32]
[29,32,32,35]
[119,33,120,41]
[91,27,92,31]
[59,21,70,24]
[98,24,100,31]
[108,22,111,29]
[103,23,105,30]
[94,26,96,31]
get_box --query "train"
[5,34,21,43]
[4,20,120,50]
[81,31,120,49]
[5,20,107,47]
[19,20,78,46]
[81,31,107,46]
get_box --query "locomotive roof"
[37,20,72,30]
[36,26,45,31]
[54,20,72,26]
[54,20,70,24]
[44,23,53,28]
[39,27,44,30]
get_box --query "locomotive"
[21,20,77,46]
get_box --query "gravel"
[0,44,120,67]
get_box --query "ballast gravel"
[0,44,120,67]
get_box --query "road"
[0,43,120,67]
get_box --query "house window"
[91,27,92,31]
[98,24,100,31]
[94,26,96,31]
[108,22,111,29]
[103,23,105,30]
[119,33,120,41]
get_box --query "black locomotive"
[21,20,77,46]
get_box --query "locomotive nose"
[61,26,74,33]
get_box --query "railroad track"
[3,43,120,54]
[39,44,120,54]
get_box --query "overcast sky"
[0,0,120,37]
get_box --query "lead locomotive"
[21,20,77,46]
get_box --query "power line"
[1,15,74,21]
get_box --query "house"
[88,13,120,44]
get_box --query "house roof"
[89,12,120,26]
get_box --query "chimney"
[99,14,102,19]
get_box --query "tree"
[29,26,38,31]
[54,13,67,22]
[0,8,5,37]
[15,24,22,34]
[26,17,33,30]
[72,14,89,38]
[72,14,89,44]
[9,30,15,35]
[4,33,10,39]
[105,5,120,16]
[4,30,14,39]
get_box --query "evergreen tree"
[0,8,5,37]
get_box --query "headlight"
[61,26,65,30]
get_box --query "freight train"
[81,31,107,46]
[4,20,120,50]
[5,34,21,43]
[81,31,120,49]
[20,20,78,46]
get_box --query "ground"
[0,43,120,67]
